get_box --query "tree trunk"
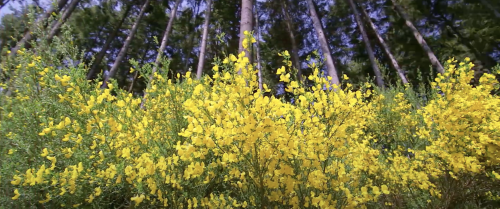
[307,0,340,86]
[391,0,445,74]
[140,0,182,109]
[255,6,263,90]
[148,0,182,82]
[47,0,80,41]
[348,0,384,87]
[0,0,11,10]
[102,0,150,89]
[282,0,302,81]
[238,0,253,74]
[196,0,212,79]
[358,1,408,84]
[87,3,132,80]
[183,4,200,73]
[480,0,500,18]
[10,0,69,56]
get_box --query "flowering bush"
[1,30,500,208]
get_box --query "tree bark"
[10,0,69,56]
[87,3,132,80]
[282,0,302,81]
[148,0,182,82]
[140,0,182,109]
[255,6,263,90]
[348,0,384,87]
[0,0,11,10]
[391,0,445,74]
[102,0,151,89]
[307,0,340,86]
[480,0,500,18]
[183,4,200,73]
[47,0,80,41]
[196,0,212,79]
[358,1,408,84]
[238,0,253,74]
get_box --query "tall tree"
[391,0,444,74]
[255,3,263,90]
[238,0,253,68]
[102,0,151,88]
[0,0,10,10]
[140,0,182,108]
[10,0,69,55]
[196,0,212,79]
[149,0,182,82]
[347,0,384,87]
[87,3,133,80]
[47,0,81,41]
[307,0,340,86]
[282,0,302,81]
[358,1,407,84]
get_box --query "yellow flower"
[131,194,145,206]
[12,189,20,200]
[8,149,14,155]
[59,188,66,195]
[41,148,49,157]
[116,100,125,107]
[94,187,102,196]
[276,66,286,75]
[493,171,500,180]
[381,185,390,194]
[229,54,237,62]
[11,175,22,185]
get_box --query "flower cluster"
[2,34,500,208]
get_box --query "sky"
[0,0,43,17]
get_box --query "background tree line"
[1,0,499,96]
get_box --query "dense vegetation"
[1,0,500,208]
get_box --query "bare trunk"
[282,0,302,81]
[47,0,80,41]
[237,0,253,74]
[307,0,340,86]
[10,0,69,56]
[183,3,199,73]
[0,0,11,10]
[87,4,132,80]
[149,0,182,81]
[358,2,408,84]
[348,0,384,87]
[196,0,212,79]
[140,0,182,109]
[480,0,500,18]
[102,0,150,89]
[392,0,445,74]
[255,7,263,90]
